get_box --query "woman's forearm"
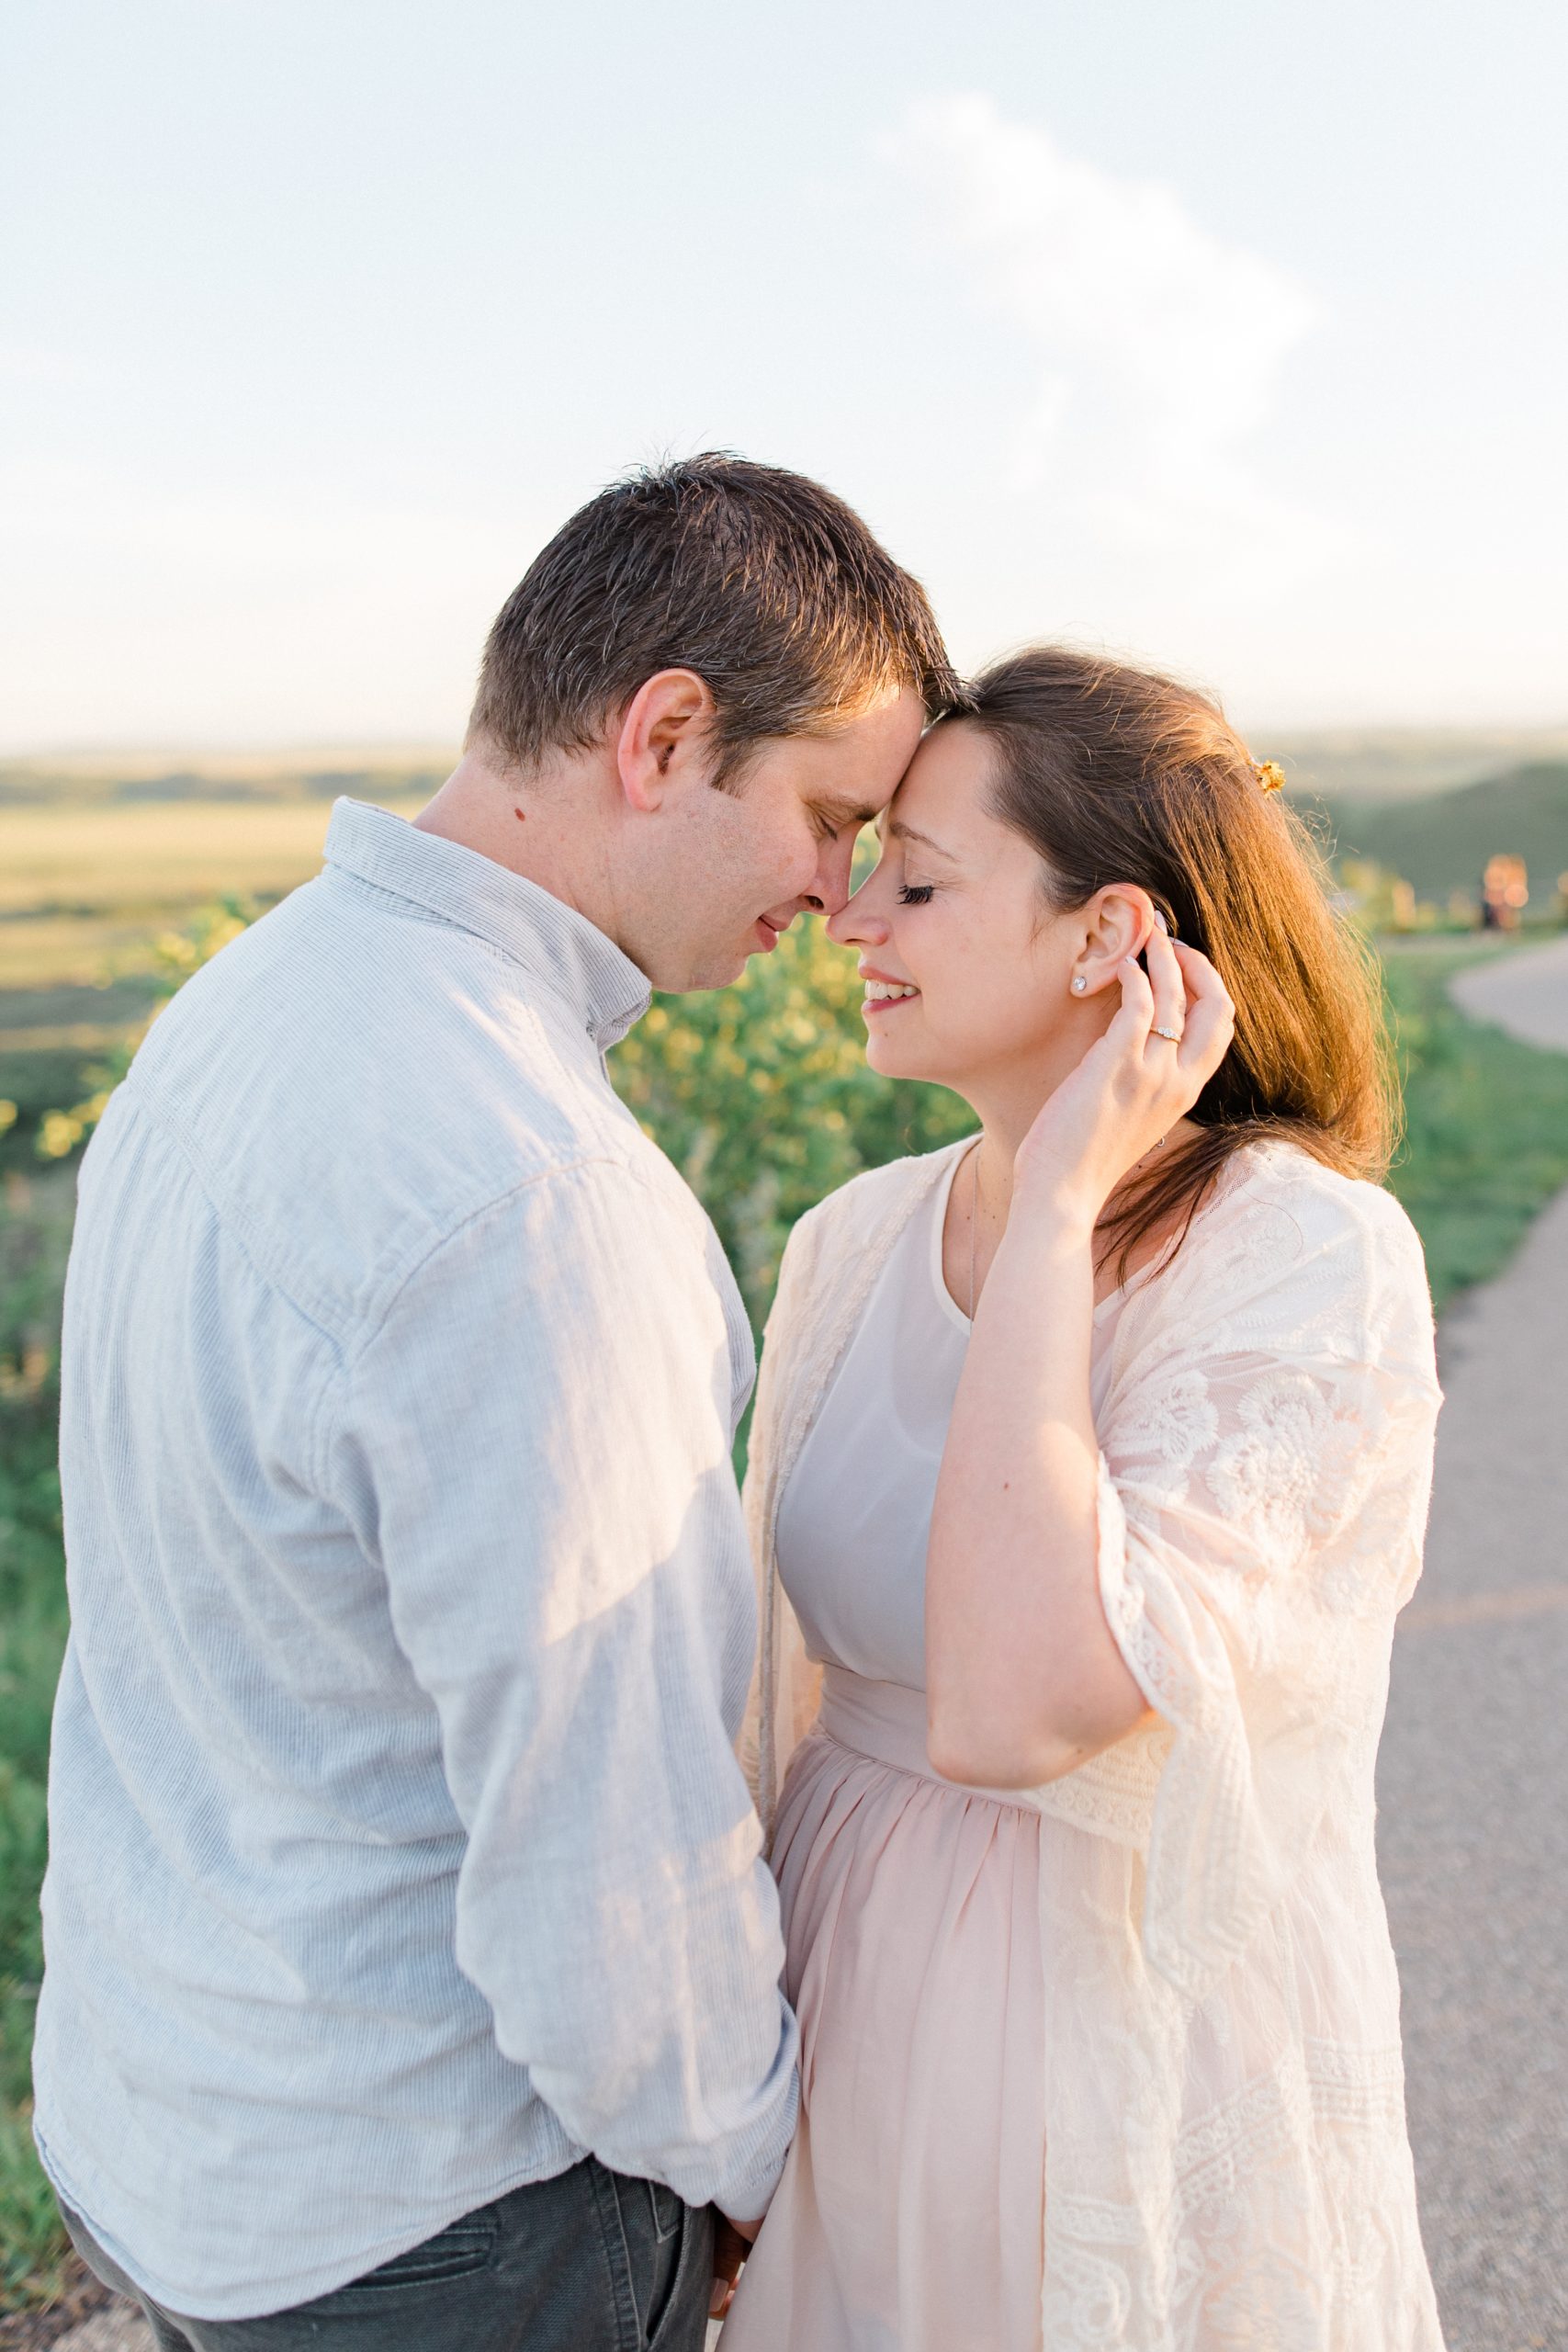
[924,1202,1152,1787]
[925,933,1232,1787]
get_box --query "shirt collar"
[323,798,653,1051]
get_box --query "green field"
[4,783,1568,2307]
[0,795,427,994]
[0,747,451,810]
[0,800,379,922]
[0,792,427,1167]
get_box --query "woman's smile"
[859,965,920,1016]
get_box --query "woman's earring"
[1071,974,1088,994]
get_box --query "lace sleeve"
[1094,1178,1440,2000]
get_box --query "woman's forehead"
[880,723,995,846]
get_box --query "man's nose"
[812,835,862,920]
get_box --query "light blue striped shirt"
[35,800,798,2321]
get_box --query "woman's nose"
[826,888,887,948]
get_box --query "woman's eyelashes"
[897,883,935,905]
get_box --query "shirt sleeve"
[1090,1182,1441,2002]
[329,1155,798,2219]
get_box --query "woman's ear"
[1074,885,1156,994]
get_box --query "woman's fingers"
[1171,940,1235,1080]
[1108,951,1155,1046]
[1143,922,1187,1046]
[1015,932,1233,1214]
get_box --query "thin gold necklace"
[967,1127,1171,1319]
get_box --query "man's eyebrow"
[814,797,881,828]
[887,820,957,860]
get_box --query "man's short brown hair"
[467,454,963,786]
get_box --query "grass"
[1382,944,1568,1308]
[1,918,1568,2308]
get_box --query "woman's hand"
[709,2209,760,2319]
[1013,927,1235,1231]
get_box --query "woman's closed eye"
[897,883,935,905]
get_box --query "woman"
[722,650,1445,2350]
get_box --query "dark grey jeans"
[62,2160,716,2352]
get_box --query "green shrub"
[0,1172,73,2307]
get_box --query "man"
[35,455,957,2348]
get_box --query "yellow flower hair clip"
[1255,760,1285,794]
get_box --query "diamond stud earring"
[1071,974,1088,994]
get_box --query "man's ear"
[614,670,717,814]
[1076,884,1157,992]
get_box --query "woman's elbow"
[926,1687,1156,1792]
[926,1716,1062,1789]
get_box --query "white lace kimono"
[741,1136,1447,2350]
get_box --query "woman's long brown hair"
[951,646,1397,1276]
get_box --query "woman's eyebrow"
[887,820,957,861]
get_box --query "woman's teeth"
[863,980,919,1001]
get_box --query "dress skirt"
[721,1668,1046,2352]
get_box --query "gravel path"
[1449,932,1568,1050]
[45,938,1568,2352]
[1380,935,1568,2352]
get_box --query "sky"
[3,0,1565,750]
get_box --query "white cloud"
[879,96,1339,576]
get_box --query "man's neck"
[413,744,621,943]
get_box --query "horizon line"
[6,719,1568,768]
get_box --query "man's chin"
[648,922,787,993]
[653,947,751,995]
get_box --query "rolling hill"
[1315,763,1568,902]
[1270,728,1568,807]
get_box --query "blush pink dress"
[722,1147,1050,2351]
